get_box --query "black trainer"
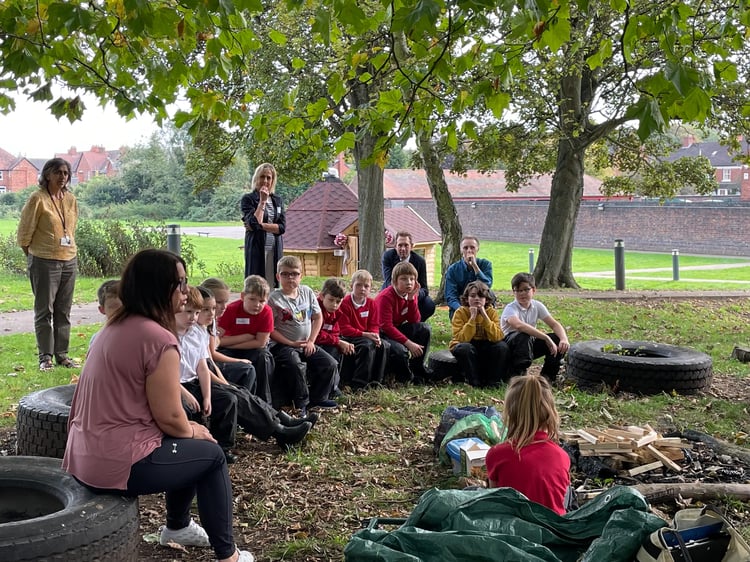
[277,410,320,428]
[274,421,313,451]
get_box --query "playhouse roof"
[284,176,439,251]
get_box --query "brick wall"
[403,200,750,257]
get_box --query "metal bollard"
[528,248,535,274]
[672,249,680,281]
[614,239,625,290]
[166,224,181,256]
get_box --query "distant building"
[349,168,608,208]
[0,145,124,193]
[666,135,750,200]
[0,147,40,194]
[55,146,124,185]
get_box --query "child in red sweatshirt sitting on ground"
[375,261,431,384]
[315,277,353,398]
[338,269,390,390]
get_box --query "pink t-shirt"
[218,299,274,337]
[62,315,178,489]
[485,430,571,515]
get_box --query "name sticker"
[323,323,333,330]
[401,307,409,315]
[237,318,250,324]
[360,310,369,318]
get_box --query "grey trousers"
[28,254,77,361]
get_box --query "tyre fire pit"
[566,340,713,394]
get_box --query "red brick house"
[0,145,124,193]
[56,146,122,185]
[667,136,750,200]
[283,174,440,279]
[0,147,41,193]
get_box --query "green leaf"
[485,91,510,118]
[680,87,711,121]
[334,131,356,153]
[312,7,331,44]
[269,29,287,46]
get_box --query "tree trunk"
[418,131,462,303]
[353,131,385,276]
[534,138,584,289]
[633,483,750,503]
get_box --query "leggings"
[82,438,236,560]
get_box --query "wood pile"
[563,424,693,477]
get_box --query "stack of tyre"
[2,385,139,561]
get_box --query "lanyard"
[47,188,68,235]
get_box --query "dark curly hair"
[459,281,494,308]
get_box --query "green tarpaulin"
[344,486,666,561]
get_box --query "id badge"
[60,236,71,247]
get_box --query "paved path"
[3,290,749,337]
[3,227,747,335]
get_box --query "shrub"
[0,232,26,274]
[0,220,198,277]
[75,220,197,277]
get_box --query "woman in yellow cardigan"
[449,281,509,387]
[17,158,79,371]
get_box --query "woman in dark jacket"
[241,163,285,288]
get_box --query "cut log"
[633,483,750,503]
[645,444,683,472]
[731,345,750,362]
[627,461,663,476]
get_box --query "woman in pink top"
[62,249,253,562]
[485,374,571,515]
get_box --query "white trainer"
[158,518,211,547]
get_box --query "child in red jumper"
[485,374,571,514]
[337,270,390,390]
[315,278,353,397]
[375,261,431,384]
[216,275,276,404]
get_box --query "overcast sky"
[0,92,158,158]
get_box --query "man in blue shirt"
[444,236,493,319]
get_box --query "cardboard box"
[460,444,490,478]
[446,437,490,476]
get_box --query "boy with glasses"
[268,256,337,414]
[500,273,570,381]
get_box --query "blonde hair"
[277,255,301,271]
[201,277,230,292]
[350,269,373,285]
[251,163,277,193]
[503,374,560,451]
[243,274,269,297]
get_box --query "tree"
[398,0,747,287]
[3,0,750,288]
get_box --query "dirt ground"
[2,367,749,562]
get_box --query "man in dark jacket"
[381,231,435,321]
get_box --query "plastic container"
[446,437,489,475]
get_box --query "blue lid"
[446,437,488,461]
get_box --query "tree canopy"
[3,0,750,285]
